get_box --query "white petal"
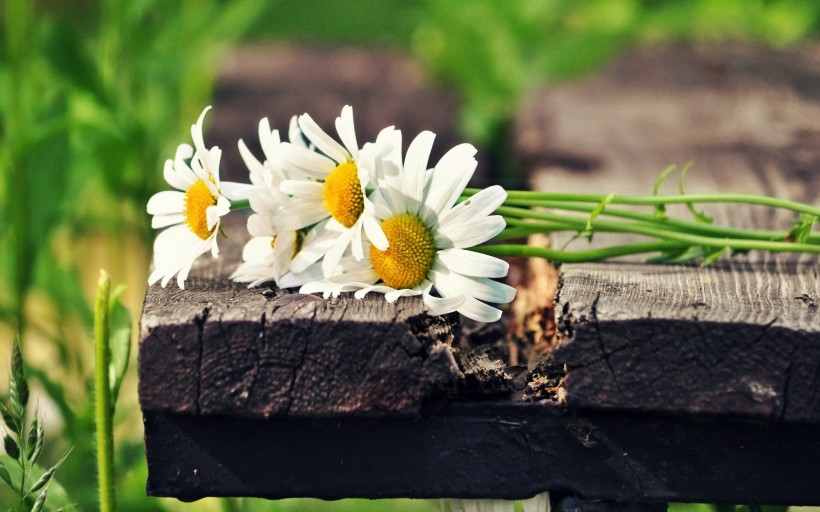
[321,228,355,277]
[245,235,274,261]
[438,185,507,228]
[163,159,192,191]
[299,112,350,164]
[273,200,329,231]
[278,143,335,179]
[149,226,212,288]
[403,130,435,214]
[205,205,222,231]
[431,264,515,304]
[423,143,477,225]
[151,213,185,229]
[289,226,336,273]
[335,105,359,161]
[147,191,184,215]
[436,248,509,278]
[435,215,506,249]
[457,296,502,322]
[288,116,307,148]
[248,187,278,215]
[422,288,465,317]
[191,106,212,153]
[222,181,255,201]
[363,211,388,250]
[247,214,275,237]
[238,138,265,185]
[280,180,324,198]
[258,118,281,163]
[384,287,422,302]
[351,222,364,261]
[354,285,396,299]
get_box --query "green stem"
[230,198,251,211]
[94,271,116,512]
[5,0,31,336]
[495,226,565,240]
[488,190,820,218]
[498,206,820,255]
[475,241,686,263]
[499,199,818,243]
[219,497,243,512]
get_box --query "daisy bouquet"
[147,106,820,322]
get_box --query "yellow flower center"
[322,162,363,228]
[370,213,436,290]
[184,179,218,240]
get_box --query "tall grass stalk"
[94,270,116,512]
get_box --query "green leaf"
[3,435,20,461]
[0,459,13,491]
[107,284,132,408]
[585,193,615,233]
[41,20,106,102]
[701,247,727,267]
[647,245,704,264]
[787,213,817,243]
[678,162,713,224]
[652,164,676,219]
[0,455,74,511]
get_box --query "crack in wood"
[193,307,210,415]
[590,293,623,394]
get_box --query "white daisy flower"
[146,106,251,289]
[230,116,309,288]
[274,105,392,277]
[300,131,516,322]
[231,116,339,289]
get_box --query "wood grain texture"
[516,43,820,420]
[139,226,462,418]
[553,260,820,421]
[144,401,820,505]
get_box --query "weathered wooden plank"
[516,43,820,420]
[139,228,462,418]
[143,401,820,505]
[551,260,820,421]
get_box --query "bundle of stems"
[469,187,820,265]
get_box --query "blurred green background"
[1,0,819,510]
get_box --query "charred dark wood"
[144,401,820,505]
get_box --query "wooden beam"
[552,260,820,420]
[144,401,820,505]
[139,232,462,418]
